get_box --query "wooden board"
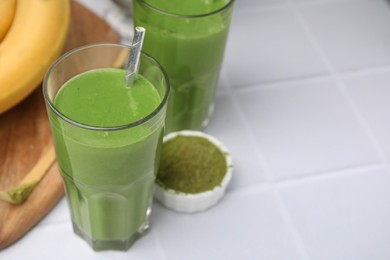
[0,1,120,249]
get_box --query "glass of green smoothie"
[133,0,234,132]
[43,43,169,251]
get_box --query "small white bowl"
[154,130,233,213]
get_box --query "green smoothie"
[133,0,234,132]
[50,68,164,250]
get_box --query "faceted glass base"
[72,219,150,251]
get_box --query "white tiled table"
[4,0,390,259]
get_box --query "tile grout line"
[293,0,363,7]
[288,0,390,166]
[226,160,387,198]
[272,189,311,260]
[234,0,357,14]
[238,0,390,257]
[288,0,390,249]
[219,70,275,184]
[221,72,311,260]
[276,161,386,188]
[234,1,290,14]
[337,63,390,79]
[150,228,169,260]
[221,2,390,256]
[232,63,390,93]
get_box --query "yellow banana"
[0,0,70,114]
[0,0,16,42]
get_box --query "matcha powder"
[157,135,227,194]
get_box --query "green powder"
[4,181,38,204]
[157,135,227,194]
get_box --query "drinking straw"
[126,27,146,86]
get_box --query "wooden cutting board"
[0,1,120,249]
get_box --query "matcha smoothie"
[133,0,234,132]
[43,45,169,251]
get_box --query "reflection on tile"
[343,71,390,160]
[206,92,267,189]
[299,0,390,71]
[224,6,328,87]
[280,168,390,260]
[235,78,380,179]
[153,191,303,260]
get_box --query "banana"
[0,0,16,42]
[0,0,70,115]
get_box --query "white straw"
[126,27,146,86]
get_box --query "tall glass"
[133,0,234,132]
[43,44,169,251]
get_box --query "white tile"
[76,0,112,18]
[153,190,303,260]
[3,221,165,259]
[280,168,390,260]
[206,91,268,189]
[293,0,350,3]
[216,71,229,92]
[235,0,287,9]
[235,78,380,179]
[224,6,328,87]
[343,70,390,160]
[298,0,390,72]
[77,0,134,43]
[38,198,71,226]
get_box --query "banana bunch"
[0,0,16,42]
[0,0,70,114]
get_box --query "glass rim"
[136,0,235,18]
[43,43,170,131]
